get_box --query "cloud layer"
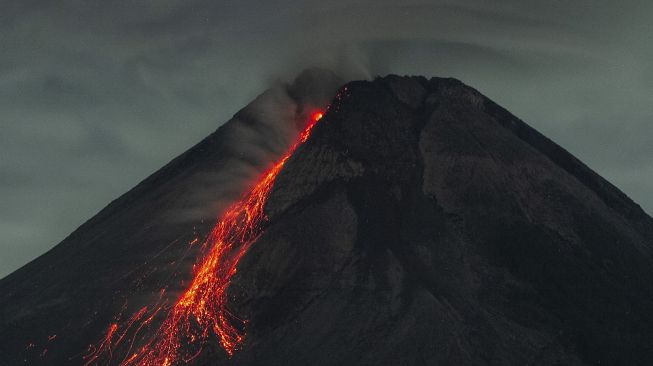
[1,0,652,278]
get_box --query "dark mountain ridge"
[1,72,652,365]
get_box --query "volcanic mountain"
[1,70,653,365]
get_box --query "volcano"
[1,71,653,365]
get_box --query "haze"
[1,0,652,278]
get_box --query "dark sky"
[1,0,652,278]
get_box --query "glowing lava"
[84,108,324,366]
[311,111,323,122]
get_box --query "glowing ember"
[311,111,323,122]
[84,108,325,365]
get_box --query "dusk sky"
[1,0,652,278]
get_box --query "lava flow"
[84,109,325,366]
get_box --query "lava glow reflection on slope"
[83,108,325,366]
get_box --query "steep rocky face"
[0,69,342,365]
[2,73,652,366]
[227,76,653,365]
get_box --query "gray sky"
[1,0,652,279]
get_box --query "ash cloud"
[168,69,344,224]
[1,0,652,278]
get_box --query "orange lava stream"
[85,110,323,366]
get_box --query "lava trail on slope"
[82,106,329,366]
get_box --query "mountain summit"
[1,72,652,365]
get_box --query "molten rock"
[2,73,653,365]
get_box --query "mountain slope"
[0,69,343,365]
[227,76,653,365]
[1,73,652,365]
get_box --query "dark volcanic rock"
[229,76,653,366]
[1,73,653,365]
[0,69,343,366]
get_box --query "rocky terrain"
[1,71,652,365]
